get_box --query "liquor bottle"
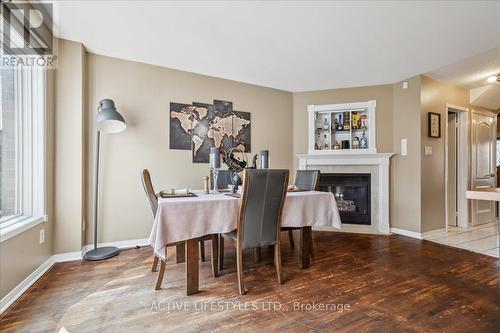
[323,134,329,149]
[360,115,368,129]
[315,132,321,150]
[323,118,329,130]
[360,132,368,149]
[351,112,359,129]
[352,136,360,149]
[343,112,350,131]
[336,114,344,131]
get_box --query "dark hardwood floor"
[1,231,500,332]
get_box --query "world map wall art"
[169,99,251,163]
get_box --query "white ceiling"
[52,1,500,92]
[427,47,500,88]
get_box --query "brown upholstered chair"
[219,169,289,294]
[282,170,320,257]
[140,169,213,290]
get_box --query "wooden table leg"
[185,239,199,295]
[300,226,311,269]
[211,234,219,278]
[176,243,185,263]
[253,247,261,263]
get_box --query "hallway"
[424,222,499,258]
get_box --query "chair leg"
[176,243,185,263]
[151,255,159,272]
[211,235,219,278]
[275,242,283,285]
[288,230,295,249]
[218,235,224,271]
[253,247,261,263]
[200,240,206,262]
[236,244,245,295]
[155,259,166,290]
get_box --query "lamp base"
[84,246,120,261]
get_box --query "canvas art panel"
[169,99,251,163]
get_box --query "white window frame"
[0,66,46,242]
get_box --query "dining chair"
[219,169,289,295]
[140,169,212,290]
[211,169,233,190]
[282,170,320,257]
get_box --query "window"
[0,66,46,240]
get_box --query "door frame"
[470,108,497,226]
[444,104,469,230]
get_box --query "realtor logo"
[1,0,57,67]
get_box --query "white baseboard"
[0,238,150,315]
[390,228,422,240]
[53,251,83,262]
[0,256,54,314]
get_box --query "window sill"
[0,215,47,243]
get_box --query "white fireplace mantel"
[297,153,393,234]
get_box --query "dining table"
[149,190,341,295]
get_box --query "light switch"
[424,146,433,156]
[402,81,409,90]
[39,229,45,244]
[401,138,408,156]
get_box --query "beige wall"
[85,53,293,243]
[420,75,469,233]
[0,71,55,300]
[391,76,422,232]
[53,39,86,253]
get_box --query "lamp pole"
[84,99,126,261]
[93,130,101,251]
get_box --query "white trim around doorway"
[444,104,470,231]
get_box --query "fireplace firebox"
[319,173,371,225]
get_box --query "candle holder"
[212,169,220,193]
[209,147,221,193]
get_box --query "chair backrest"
[141,169,158,217]
[211,169,233,189]
[294,170,320,191]
[238,169,289,249]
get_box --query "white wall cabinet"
[308,100,377,155]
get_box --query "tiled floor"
[424,222,499,258]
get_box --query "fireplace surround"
[297,153,393,234]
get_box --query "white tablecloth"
[149,190,341,257]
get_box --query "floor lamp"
[84,99,127,261]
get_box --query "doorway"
[447,112,458,227]
[444,104,469,231]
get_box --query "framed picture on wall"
[428,112,441,138]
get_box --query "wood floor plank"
[1,232,500,332]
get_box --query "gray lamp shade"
[96,99,127,134]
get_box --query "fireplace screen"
[318,173,371,225]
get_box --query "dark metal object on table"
[222,147,247,173]
[231,173,242,193]
[250,154,258,169]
